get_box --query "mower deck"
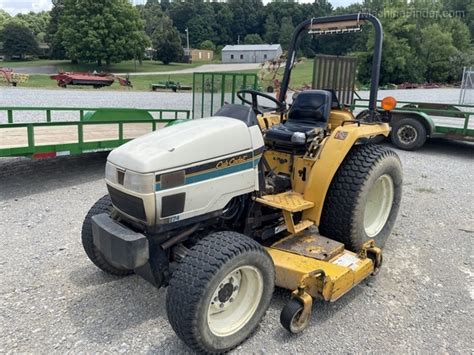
[267,231,378,302]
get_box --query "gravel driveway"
[0,138,472,353]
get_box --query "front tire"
[166,231,275,353]
[319,144,402,252]
[81,195,134,276]
[390,118,427,150]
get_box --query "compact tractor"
[82,14,402,353]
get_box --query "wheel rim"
[207,266,263,337]
[364,174,394,237]
[397,125,418,144]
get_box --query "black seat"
[265,90,331,149]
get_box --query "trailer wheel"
[319,144,402,252]
[166,231,274,353]
[81,195,134,276]
[390,118,427,150]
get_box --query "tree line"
[0,0,472,84]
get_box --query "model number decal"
[334,131,349,140]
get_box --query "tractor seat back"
[264,90,331,152]
[288,90,332,125]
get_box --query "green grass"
[1,59,217,73]
[22,73,195,91]
[6,57,315,92]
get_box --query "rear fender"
[302,123,390,225]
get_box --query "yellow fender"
[302,123,390,224]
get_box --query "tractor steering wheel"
[237,89,285,115]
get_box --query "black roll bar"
[279,13,383,120]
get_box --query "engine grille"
[107,184,147,221]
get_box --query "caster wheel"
[280,298,310,334]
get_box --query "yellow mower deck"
[265,231,381,332]
[266,232,379,301]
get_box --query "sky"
[0,0,359,15]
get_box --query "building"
[221,44,282,64]
[190,49,214,62]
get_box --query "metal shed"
[221,44,282,64]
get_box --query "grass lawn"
[6,58,315,92]
[1,59,217,73]
[23,73,196,91]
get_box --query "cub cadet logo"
[216,156,247,169]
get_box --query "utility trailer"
[0,107,190,158]
[352,98,474,150]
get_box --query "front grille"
[107,184,147,221]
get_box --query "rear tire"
[319,144,402,252]
[166,231,275,353]
[390,118,427,150]
[81,195,134,276]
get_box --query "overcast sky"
[0,0,359,15]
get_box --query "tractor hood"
[108,117,254,174]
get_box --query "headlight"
[105,162,117,183]
[105,162,155,194]
[123,170,155,194]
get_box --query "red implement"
[50,71,132,88]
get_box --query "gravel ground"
[0,138,473,354]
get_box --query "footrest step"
[256,192,314,212]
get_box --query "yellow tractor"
[82,13,402,353]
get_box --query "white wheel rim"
[364,174,394,237]
[207,266,263,337]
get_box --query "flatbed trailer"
[352,98,474,150]
[0,107,190,158]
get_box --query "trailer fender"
[390,110,435,137]
[83,109,154,122]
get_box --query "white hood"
[108,117,254,173]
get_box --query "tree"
[1,21,39,59]
[138,0,164,37]
[57,0,149,66]
[46,2,66,59]
[420,24,459,82]
[0,10,11,41]
[153,16,183,64]
[264,14,279,44]
[279,17,294,50]
[199,40,216,51]
[244,33,263,44]
[15,11,50,42]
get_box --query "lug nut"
[229,298,234,303]
[219,303,224,308]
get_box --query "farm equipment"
[151,79,191,92]
[0,68,29,87]
[82,14,403,353]
[50,71,132,88]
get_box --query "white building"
[221,44,283,64]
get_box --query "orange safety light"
[381,96,397,111]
